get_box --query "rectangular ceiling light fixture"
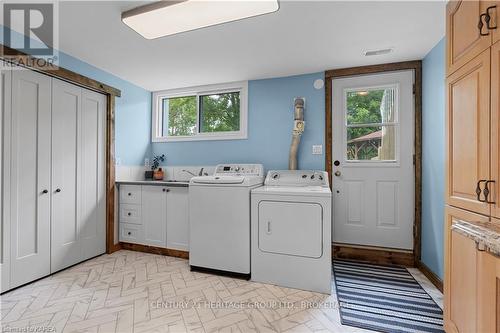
[122,0,280,39]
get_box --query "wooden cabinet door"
[447,0,492,75]
[166,186,189,251]
[444,206,489,333]
[489,1,500,44]
[142,186,167,247]
[446,49,491,216]
[491,41,500,218]
[9,70,52,288]
[477,246,500,333]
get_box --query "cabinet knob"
[127,212,131,216]
[128,192,132,196]
[127,232,131,236]
[162,188,166,192]
[55,188,61,193]
[42,189,48,194]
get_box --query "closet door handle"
[485,180,496,204]
[486,6,497,30]
[479,13,490,36]
[476,180,486,202]
[55,188,61,193]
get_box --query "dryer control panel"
[214,164,264,177]
[264,170,329,187]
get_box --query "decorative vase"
[153,168,164,180]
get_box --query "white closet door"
[1,70,12,293]
[80,89,106,260]
[51,79,82,272]
[10,69,51,288]
[142,186,167,247]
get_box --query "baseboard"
[120,242,189,259]
[332,243,415,267]
[107,243,122,254]
[416,260,443,292]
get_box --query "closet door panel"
[1,70,11,293]
[51,79,81,272]
[80,89,106,260]
[10,69,51,288]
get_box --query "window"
[152,82,248,142]
[344,86,398,162]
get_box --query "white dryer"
[189,164,264,276]
[251,170,332,294]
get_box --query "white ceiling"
[58,1,446,91]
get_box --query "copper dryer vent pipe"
[288,97,305,170]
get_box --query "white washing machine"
[189,164,264,275]
[251,170,332,294]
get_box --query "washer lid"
[252,185,332,197]
[191,175,245,184]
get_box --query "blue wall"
[421,38,445,279]
[151,72,326,171]
[0,26,152,166]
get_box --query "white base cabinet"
[1,68,106,293]
[119,185,189,251]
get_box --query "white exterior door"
[332,70,414,250]
[10,69,52,287]
[80,90,106,259]
[51,79,82,272]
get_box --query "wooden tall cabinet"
[446,1,500,332]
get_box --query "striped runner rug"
[333,259,444,333]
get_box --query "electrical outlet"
[144,158,150,169]
[312,145,323,155]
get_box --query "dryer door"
[258,201,323,258]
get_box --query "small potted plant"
[151,154,166,180]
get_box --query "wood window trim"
[0,44,122,254]
[325,60,423,266]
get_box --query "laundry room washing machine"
[251,170,332,294]
[189,164,264,276]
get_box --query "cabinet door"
[10,69,52,288]
[51,79,82,272]
[1,70,11,293]
[447,0,492,75]
[477,246,500,333]
[142,186,167,247]
[444,206,488,333]
[166,187,189,251]
[79,89,106,260]
[489,1,500,44]
[491,41,500,218]
[446,49,491,215]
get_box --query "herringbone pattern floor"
[0,250,441,333]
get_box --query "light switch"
[312,145,323,155]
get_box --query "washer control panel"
[265,170,329,187]
[214,164,264,177]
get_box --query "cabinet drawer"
[120,185,141,204]
[119,223,144,244]
[120,204,142,224]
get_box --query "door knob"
[334,171,341,177]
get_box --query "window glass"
[161,96,196,137]
[345,87,397,161]
[199,92,240,133]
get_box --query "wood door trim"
[325,61,422,264]
[0,43,121,255]
[332,244,415,267]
